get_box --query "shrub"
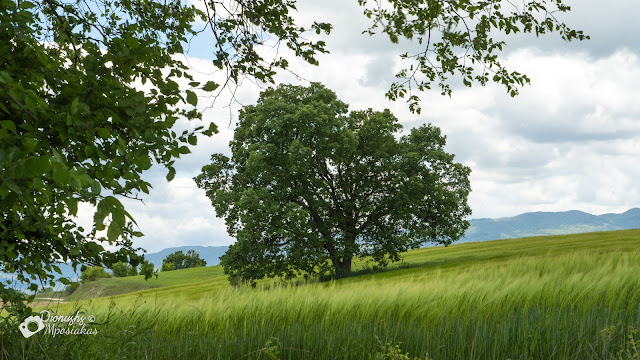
[80,266,111,282]
[161,261,176,272]
[110,262,133,277]
[162,250,207,270]
[128,265,138,276]
[140,260,158,281]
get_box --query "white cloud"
[448,50,640,218]
[122,175,235,253]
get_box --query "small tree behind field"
[161,262,176,272]
[80,267,111,282]
[110,262,137,277]
[140,260,158,281]
[162,250,207,270]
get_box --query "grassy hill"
[8,230,640,360]
[62,264,226,300]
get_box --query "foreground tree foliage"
[1,0,586,319]
[0,0,207,317]
[195,84,471,283]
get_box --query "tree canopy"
[110,261,138,277]
[139,259,157,281]
[79,266,110,282]
[162,250,207,271]
[195,83,471,283]
[1,0,586,319]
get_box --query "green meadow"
[3,230,640,359]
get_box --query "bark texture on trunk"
[334,257,352,277]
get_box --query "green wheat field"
[3,230,640,359]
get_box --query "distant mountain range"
[460,208,640,243]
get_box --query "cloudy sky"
[81,0,640,253]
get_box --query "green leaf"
[18,1,36,9]
[52,164,70,186]
[0,120,16,134]
[71,97,80,114]
[107,221,121,242]
[25,157,49,175]
[202,81,219,92]
[94,200,110,231]
[202,122,218,136]
[186,90,197,106]
[2,179,21,195]
[32,177,44,190]
[24,92,38,110]
[91,180,101,195]
[67,198,78,216]
[0,102,9,114]
[188,134,197,145]
[111,207,126,229]
[22,138,38,153]
[51,264,61,274]
[97,128,110,139]
[166,167,176,181]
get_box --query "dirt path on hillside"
[33,297,66,303]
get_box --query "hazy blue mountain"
[143,245,229,268]
[460,208,640,243]
[599,208,640,228]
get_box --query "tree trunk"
[334,257,352,277]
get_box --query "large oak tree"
[195,83,471,283]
